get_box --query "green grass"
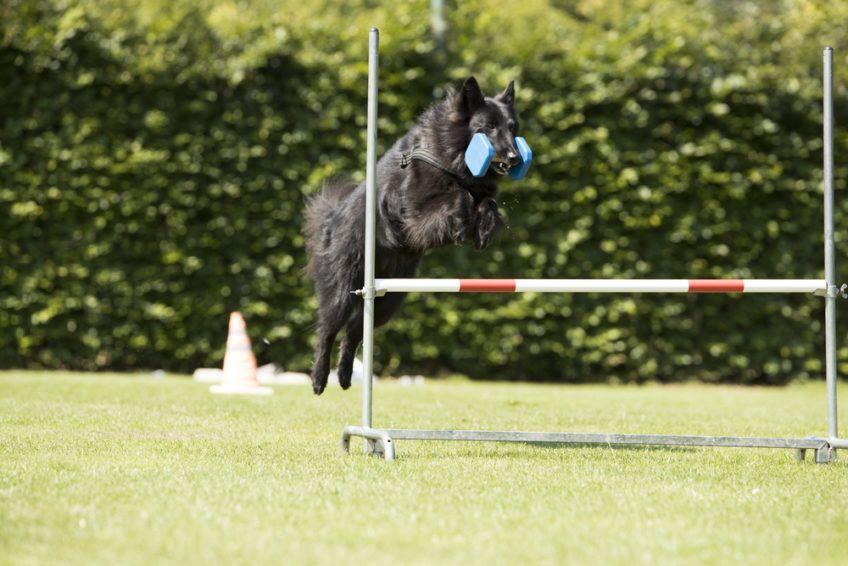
[1,372,847,565]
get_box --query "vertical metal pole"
[362,28,379,432]
[823,46,838,441]
[431,0,446,53]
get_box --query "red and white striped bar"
[374,278,827,294]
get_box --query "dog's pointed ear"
[497,80,515,105]
[458,76,484,115]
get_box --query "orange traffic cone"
[210,312,273,396]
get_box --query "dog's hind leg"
[337,293,408,389]
[336,309,363,390]
[311,296,354,395]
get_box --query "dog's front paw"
[474,198,503,250]
[449,190,475,244]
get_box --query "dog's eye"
[486,121,497,130]
[508,120,516,132]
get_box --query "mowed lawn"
[1,372,847,565]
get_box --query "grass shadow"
[389,439,701,462]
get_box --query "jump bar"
[345,33,841,466]
[374,278,827,294]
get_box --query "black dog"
[304,77,521,395]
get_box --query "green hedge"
[2,0,848,383]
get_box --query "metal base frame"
[342,426,839,463]
[344,31,843,466]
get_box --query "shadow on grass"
[383,442,848,464]
[383,440,701,462]
[344,442,848,466]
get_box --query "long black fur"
[304,77,521,395]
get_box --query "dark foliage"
[2,0,848,384]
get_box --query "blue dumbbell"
[464,133,533,180]
[464,133,494,177]
[509,137,532,180]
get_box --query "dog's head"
[452,76,520,176]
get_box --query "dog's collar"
[398,146,473,187]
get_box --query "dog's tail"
[304,178,357,278]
